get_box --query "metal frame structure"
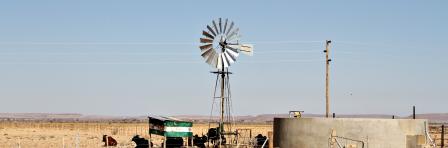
[199,18,253,147]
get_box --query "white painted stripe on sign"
[164,127,192,132]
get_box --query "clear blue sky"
[0,1,446,116]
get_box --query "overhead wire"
[0,40,374,64]
[0,40,323,45]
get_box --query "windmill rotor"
[199,18,253,69]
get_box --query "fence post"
[106,135,109,148]
[413,106,416,119]
[268,131,273,148]
[75,132,80,148]
[17,138,20,148]
[164,136,167,148]
[62,136,65,148]
[442,124,445,148]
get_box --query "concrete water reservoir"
[273,118,432,148]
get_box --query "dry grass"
[0,122,272,147]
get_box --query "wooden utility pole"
[325,40,332,118]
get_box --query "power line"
[0,49,324,55]
[0,59,326,65]
[0,40,324,45]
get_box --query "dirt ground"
[1,121,446,147]
[0,122,272,148]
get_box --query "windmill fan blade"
[226,45,239,53]
[202,31,214,39]
[226,46,239,57]
[201,48,213,55]
[212,20,219,35]
[221,53,230,67]
[206,50,217,65]
[212,53,219,68]
[227,28,239,40]
[225,37,238,43]
[227,34,240,42]
[201,48,212,57]
[217,55,222,69]
[219,18,222,34]
[199,44,212,50]
[226,22,234,36]
[200,38,213,43]
[223,19,228,34]
[199,44,213,55]
[207,25,216,36]
[224,51,236,63]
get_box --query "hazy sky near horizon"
[0,1,447,116]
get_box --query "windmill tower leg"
[220,69,225,146]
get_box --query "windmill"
[199,18,253,146]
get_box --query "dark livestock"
[255,134,268,148]
[132,135,152,148]
[102,135,118,147]
[162,137,183,148]
[207,127,226,145]
[193,134,207,148]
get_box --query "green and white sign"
[164,120,192,137]
[149,116,193,137]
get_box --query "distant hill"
[172,113,448,123]
[0,113,144,122]
[411,113,448,123]
[0,113,82,119]
[1,113,448,123]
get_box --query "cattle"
[192,134,207,148]
[254,134,268,148]
[102,135,118,147]
[162,137,183,148]
[207,127,226,145]
[131,135,152,148]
